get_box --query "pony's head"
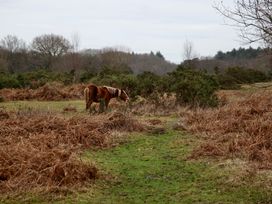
[119,89,129,102]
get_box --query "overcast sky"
[1,0,252,63]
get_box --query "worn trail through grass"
[66,131,271,204]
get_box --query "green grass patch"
[61,131,272,204]
[0,100,85,114]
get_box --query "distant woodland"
[1,34,271,76]
[0,34,176,75]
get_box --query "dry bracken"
[183,90,272,169]
[0,110,144,194]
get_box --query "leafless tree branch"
[0,35,26,53]
[214,0,272,46]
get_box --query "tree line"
[0,34,175,75]
[215,47,265,60]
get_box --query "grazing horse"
[84,84,129,112]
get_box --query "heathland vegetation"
[1,83,272,203]
[1,0,272,202]
[1,2,272,200]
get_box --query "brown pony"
[84,84,129,112]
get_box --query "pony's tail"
[84,87,90,109]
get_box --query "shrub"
[136,72,161,97]
[225,67,268,84]
[167,66,219,107]
[0,73,20,88]
[216,74,241,90]
[214,67,269,90]
[116,74,138,98]
[57,70,75,85]
[79,71,96,83]
[0,69,81,89]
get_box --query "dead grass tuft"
[131,94,178,116]
[0,108,9,120]
[146,119,162,125]
[102,112,145,132]
[0,83,86,101]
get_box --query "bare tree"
[183,40,196,60]
[0,35,26,52]
[214,0,272,46]
[31,34,71,69]
[32,34,71,57]
[71,32,80,53]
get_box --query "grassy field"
[71,132,271,204]
[1,100,272,204]
[0,100,85,113]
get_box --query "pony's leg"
[87,101,98,115]
[90,105,97,114]
[99,99,106,113]
[89,103,99,114]
[105,100,110,111]
[86,101,89,110]
[86,100,93,111]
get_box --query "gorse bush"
[225,67,268,84]
[136,72,162,97]
[166,66,219,107]
[0,69,77,89]
[216,74,241,90]
[80,71,95,83]
[0,73,20,89]
[215,67,269,90]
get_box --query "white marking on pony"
[103,86,121,97]
[103,86,116,95]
